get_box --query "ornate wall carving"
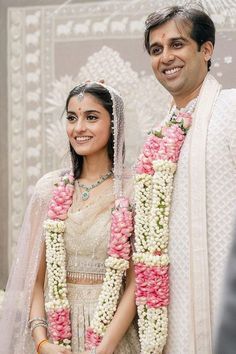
[7,0,236,266]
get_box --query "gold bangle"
[36,338,48,353]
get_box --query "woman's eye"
[87,115,98,121]
[66,115,77,122]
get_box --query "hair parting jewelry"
[77,92,84,101]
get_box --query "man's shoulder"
[217,88,236,107]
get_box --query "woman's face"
[66,93,111,158]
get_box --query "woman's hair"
[65,82,114,180]
[144,5,215,71]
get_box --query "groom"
[139,5,236,353]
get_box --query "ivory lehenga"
[62,175,140,353]
[0,168,140,354]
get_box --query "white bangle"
[30,322,48,335]
[28,317,47,328]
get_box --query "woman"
[0,82,140,354]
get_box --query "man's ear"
[201,41,214,62]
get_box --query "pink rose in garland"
[146,266,169,308]
[155,124,185,162]
[135,112,192,176]
[48,173,74,220]
[175,111,192,130]
[135,264,169,308]
[47,308,72,341]
[135,133,162,175]
[85,328,102,349]
[108,197,133,260]
[134,263,149,304]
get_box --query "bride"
[0,82,140,354]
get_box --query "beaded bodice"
[64,182,114,279]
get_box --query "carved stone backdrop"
[7,0,236,266]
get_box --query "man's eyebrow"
[149,36,188,50]
[169,36,189,43]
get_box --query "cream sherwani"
[164,75,236,354]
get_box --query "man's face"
[149,19,212,103]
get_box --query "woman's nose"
[74,118,86,132]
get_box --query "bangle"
[31,322,48,335]
[36,338,48,353]
[28,317,47,328]
[90,348,96,354]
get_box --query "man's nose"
[161,48,175,64]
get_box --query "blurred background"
[0,0,236,289]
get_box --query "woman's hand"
[39,341,72,354]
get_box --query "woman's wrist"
[95,344,114,354]
[36,338,48,353]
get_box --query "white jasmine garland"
[134,107,194,353]
[137,306,168,354]
[148,161,176,253]
[90,265,126,333]
[134,174,153,253]
[133,253,169,267]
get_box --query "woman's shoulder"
[34,168,70,201]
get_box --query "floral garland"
[85,197,133,349]
[44,172,133,350]
[44,173,75,348]
[133,110,193,353]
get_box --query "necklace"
[77,170,113,201]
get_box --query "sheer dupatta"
[0,170,60,354]
[0,83,127,354]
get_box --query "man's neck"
[173,80,205,109]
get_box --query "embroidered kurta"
[164,87,236,354]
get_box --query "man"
[139,5,236,354]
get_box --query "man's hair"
[144,5,215,70]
